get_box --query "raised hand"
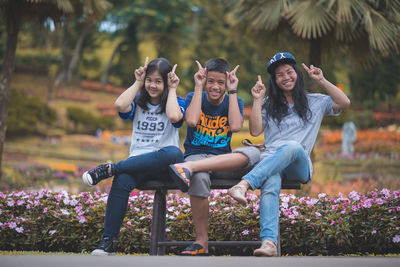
[194,60,207,88]
[226,65,240,92]
[134,57,149,83]
[251,75,266,100]
[301,63,324,83]
[168,64,180,90]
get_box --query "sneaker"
[253,240,278,257]
[228,184,248,206]
[91,236,117,256]
[82,163,114,186]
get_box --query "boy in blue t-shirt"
[169,58,260,255]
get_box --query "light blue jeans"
[242,141,310,245]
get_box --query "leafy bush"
[0,189,399,255]
[66,106,115,134]
[7,89,57,136]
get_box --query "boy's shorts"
[186,146,260,198]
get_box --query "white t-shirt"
[119,98,185,157]
[261,93,340,176]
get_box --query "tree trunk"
[50,21,70,101]
[309,37,322,67]
[308,37,322,91]
[0,0,22,179]
[101,41,126,85]
[66,22,93,82]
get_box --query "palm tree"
[231,0,400,67]
[0,0,110,179]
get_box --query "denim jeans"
[242,141,310,244]
[103,146,184,238]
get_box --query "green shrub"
[66,106,115,134]
[0,189,399,255]
[7,89,57,136]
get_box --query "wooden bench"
[137,178,301,256]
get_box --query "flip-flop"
[179,243,209,256]
[168,165,191,192]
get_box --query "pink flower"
[392,235,400,243]
[242,230,249,235]
[15,227,24,233]
[371,230,377,234]
[349,191,360,201]
[381,188,391,197]
[49,230,56,235]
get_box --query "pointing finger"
[258,75,262,83]
[171,64,177,74]
[144,57,149,67]
[195,60,203,70]
[301,63,310,72]
[231,65,240,75]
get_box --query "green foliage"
[1,189,399,255]
[7,89,57,136]
[66,106,115,133]
[349,55,400,108]
[15,53,61,73]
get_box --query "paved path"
[1,255,399,267]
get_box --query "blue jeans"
[242,141,310,244]
[103,146,184,238]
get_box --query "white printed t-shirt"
[119,97,186,157]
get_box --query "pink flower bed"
[0,189,399,255]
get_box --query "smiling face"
[145,70,165,104]
[274,64,298,94]
[205,71,226,105]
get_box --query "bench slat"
[138,179,301,191]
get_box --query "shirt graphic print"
[191,111,230,148]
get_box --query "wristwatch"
[228,90,237,94]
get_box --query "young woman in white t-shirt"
[82,57,186,255]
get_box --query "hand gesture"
[134,57,149,83]
[251,75,266,100]
[302,63,324,83]
[194,60,207,88]
[168,64,180,90]
[226,65,240,92]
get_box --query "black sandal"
[168,165,191,192]
[180,243,209,256]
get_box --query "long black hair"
[136,57,172,114]
[263,63,311,127]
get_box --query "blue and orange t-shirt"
[183,91,244,157]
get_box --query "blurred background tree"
[1,0,400,180]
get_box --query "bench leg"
[149,188,167,255]
[277,220,281,256]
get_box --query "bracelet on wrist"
[228,90,238,94]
